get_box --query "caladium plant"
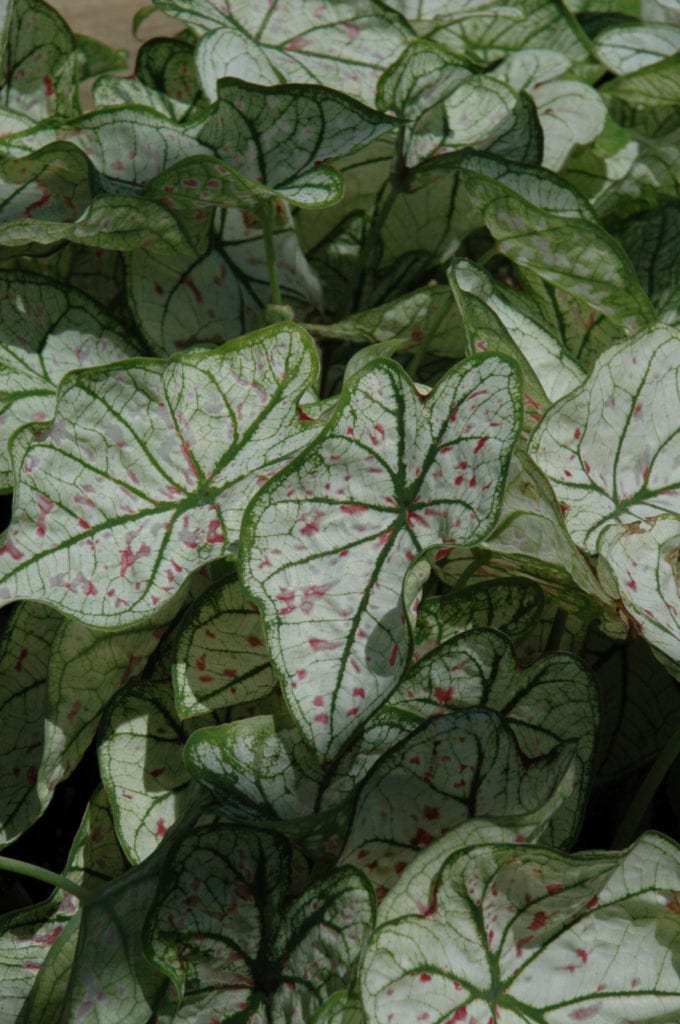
[0,0,679,1021]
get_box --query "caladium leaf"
[135,35,205,119]
[241,354,522,758]
[0,601,63,847]
[312,990,365,1024]
[173,574,274,719]
[436,451,611,612]
[597,23,680,74]
[162,0,414,107]
[377,40,522,167]
[0,271,140,490]
[616,202,680,326]
[529,323,680,554]
[360,832,680,1024]
[340,708,576,894]
[0,323,320,627]
[450,257,585,406]
[384,627,599,846]
[0,0,78,121]
[598,515,680,678]
[98,676,193,864]
[414,579,544,658]
[127,205,321,355]
[456,150,656,331]
[145,823,373,1022]
[406,0,595,75]
[0,786,125,1024]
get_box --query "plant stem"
[0,855,88,902]
[258,200,283,306]
[613,725,680,849]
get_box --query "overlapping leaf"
[360,833,680,1024]
[0,0,78,121]
[158,0,414,106]
[340,709,576,893]
[173,575,274,718]
[145,824,373,1022]
[0,324,320,626]
[529,323,680,553]
[457,150,655,330]
[0,272,140,489]
[242,354,521,757]
[127,206,321,355]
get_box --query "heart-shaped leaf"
[340,708,576,894]
[241,354,521,757]
[145,823,373,1022]
[0,271,140,490]
[597,24,680,75]
[0,323,320,626]
[529,323,680,553]
[385,626,599,845]
[0,0,78,121]
[360,832,680,1024]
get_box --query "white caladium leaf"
[242,355,521,758]
[360,832,680,1024]
[414,579,544,658]
[597,24,680,75]
[0,601,63,847]
[0,0,78,120]
[616,204,680,326]
[437,451,611,612]
[385,627,599,845]
[340,708,576,894]
[598,515,680,678]
[0,272,140,489]
[312,991,365,1024]
[127,206,321,355]
[166,0,414,107]
[411,0,594,75]
[146,824,373,1022]
[39,605,176,816]
[0,786,125,1024]
[377,40,521,167]
[456,150,656,331]
[529,323,680,554]
[0,324,320,626]
[135,35,205,118]
[98,677,194,865]
[173,575,274,719]
[450,258,585,406]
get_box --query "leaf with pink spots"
[360,832,680,1024]
[0,0,79,121]
[156,0,414,107]
[0,271,140,490]
[529,323,680,554]
[0,323,320,626]
[145,823,373,1023]
[173,573,275,719]
[340,708,576,894]
[241,354,522,758]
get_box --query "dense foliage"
[0,0,679,1021]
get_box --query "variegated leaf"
[0,324,320,626]
[241,355,521,757]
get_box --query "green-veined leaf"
[0,0,78,120]
[241,355,522,757]
[0,324,320,626]
[529,322,680,553]
[360,833,680,1024]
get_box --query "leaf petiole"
[0,855,89,902]
[258,199,283,306]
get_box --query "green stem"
[613,725,680,849]
[477,244,499,268]
[258,199,283,306]
[0,855,88,902]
